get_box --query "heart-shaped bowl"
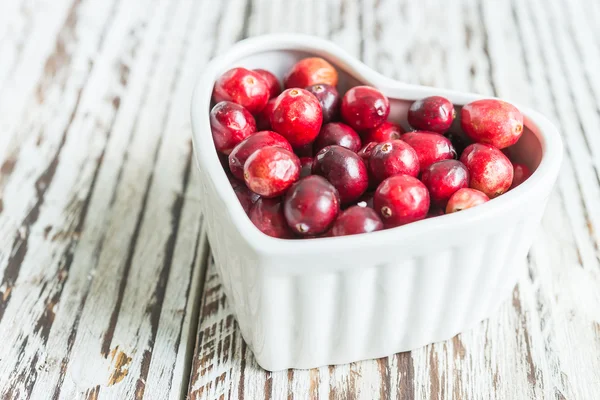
[191,34,563,371]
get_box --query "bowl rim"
[191,33,563,258]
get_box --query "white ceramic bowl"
[190,34,563,371]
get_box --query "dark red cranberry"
[249,198,295,238]
[460,143,514,198]
[284,176,340,235]
[356,192,374,208]
[271,88,323,148]
[358,142,378,161]
[228,175,259,214]
[210,101,256,154]
[361,121,403,143]
[244,147,300,197]
[254,69,281,98]
[314,122,362,153]
[510,163,532,189]
[299,157,313,178]
[284,57,338,89]
[368,140,419,183]
[446,188,489,213]
[331,206,383,237]
[305,84,340,123]
[341,86,390,130]
[374,175,430,228]
[461,99,524,149]
[312,145,369,204]
[255,98,277,131]
[228,131,293,179]
[408,96,455,134]
[444,131,471,157]
[401,131,456,172]
[420,160,469,208]
[212,68,270,114]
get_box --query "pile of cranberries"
[209,58,532,239]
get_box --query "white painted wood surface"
[0,0,599,399]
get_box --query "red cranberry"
[408,96,455,134]
[361,121,403,143]
[305,84,340,123]
[210,101,256,154]
[368,140,419,183]
[284,176,340,235]
[331,206,383,237]
[284,57,338,89]
[341,86,390,130]
[460,143,514,198]
[314,122,362,153]
[244,147,300,197]
[374,175,430,228]
[228,175,259,214]
[255,98,277,131]
[461,99,524,149]
[357,192,375,208]
[444,131,471,157]
[401,131,456,172]
[420,160,469,208]
[446,188,489,214]
[249,198,295,239]
[254,69,281,98]
[299,157,313,178]
[312,146,369,204]
[271,88,323,148]
[229,131,293,179]
[213,68,270,114]
[510,163,532,189]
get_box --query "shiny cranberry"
[361,121,403,143]
[446,188,489,214]
[510,163,532,189]
[401,131,456,172]
[444,131,471,158]
[461,99,524,149]
[210,101,256,154]
[408,96,455,134]
[312,145,369,205]
[358,142,378,161]
[254,69,281,98]
[305,84,340,124]
[314,122,361,153]
[255,98,277,131]
[420,160,469,208]
[271,88,323,148]
[249,198,295,239]
[374,175,430,228]
[284,176,340,235]
[244,147,300,197]
[460,143,514,198]
[212,68,270,114]
[368,140,419,183]
[228,175,259,214]
[284,57,338,89]
[229,131,293,179]
[341,86,390,130]
[299,157,313,178]
[331,206,383,237]
[357,192,375,208]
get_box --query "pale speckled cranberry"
[374,175,430,228]
[284,176,340,235]
[401,131,456,172]
[314,122,362,153]
[255,98,277,131]
[254,69,281,98]
[341,86,390,131]
[460,143,514,198]
[243,147,300,197]
[249,198,295,238]
[212,68,270,114]
[408,96,456,133]
[510,163,532,189]
[228,131,292,179]
[446,188,489,214]
[299,157,313,178]
[368,140,420,183]
[228,175,259,214]
[210,101,256,154]
[271,88,323,148]
[331,206,383,237]
[420,160,469,207]
[284,57,338,89]
[361,121,403,143]
[305,84,340,124]
[461,99,524,149]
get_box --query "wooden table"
[1,0,599,398]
